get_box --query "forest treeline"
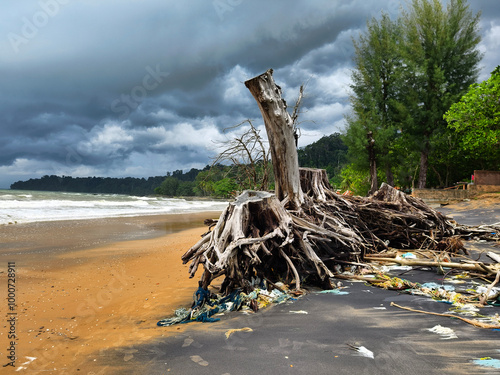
[10,170,200,197]
[10,133,349,198]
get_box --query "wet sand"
[0,212,222,256]
[0,212,221,373]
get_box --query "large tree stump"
[299,167,337,202]
[181,190,335,293]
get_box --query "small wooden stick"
[479,270,500,305]
[487,252,500,264]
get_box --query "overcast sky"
[1,0,498,188]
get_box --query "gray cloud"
[0,0,498,187]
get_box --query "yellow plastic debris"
[225,327,253,339]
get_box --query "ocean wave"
[0,190,228,225]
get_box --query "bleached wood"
[245,69,304,209]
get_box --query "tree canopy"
[444,66,500,168]
[297,133,348,187]
[345,0,483,192]
[347,13,403,187]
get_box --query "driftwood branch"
[365,257,499,275]
[391,302,500,329]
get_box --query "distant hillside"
[297,133,348,186]
[10,168,204,196]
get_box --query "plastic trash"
[401,252,417,259]
[348,344,374,359]
[472,357,500,369]
[427,325,458,339]
[315,289,349,295]
[476,285,500,298]
[380,265,413,272]
[420,282,455,291]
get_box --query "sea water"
[0,190,228,225]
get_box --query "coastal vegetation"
[344,0,484,193]
[444,66,500,170]
[10,173,197,197]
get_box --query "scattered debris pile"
[157,282,296,327]
[180,69,499,297]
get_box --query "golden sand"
[1,214,216,373]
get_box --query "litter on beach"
[426,325,458,339]
[225,327,253,339]
[315,289,350,295]
[157,286,295,326]
[348,344,374,359]
[472,357,500,369]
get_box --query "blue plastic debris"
[315,289,349,295]
[401,252,417,259]
[472,357,500,369]
[157,287,294,326]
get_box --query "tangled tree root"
[181,169,493,295]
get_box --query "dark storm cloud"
[0,0,498,187]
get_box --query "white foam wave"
[0,190,228,224]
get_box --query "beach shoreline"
[2,195,499,373]
[0,212,221,373]
[0,211,222,257]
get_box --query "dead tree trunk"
[367,131,377,195]
[244,69,304,209]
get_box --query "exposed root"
[181,170,498,295]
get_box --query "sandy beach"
[2,194,499,373]
[1,212,221,374]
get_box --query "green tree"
[177,181,195,196]
[346,0,482,189]
[444,66,500,169]
[194,165,228,196]
[212,177,239,198]
[346,13,404,188]
[402,0,482,187]
[193,170,212,196]
[156,176,179,196]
